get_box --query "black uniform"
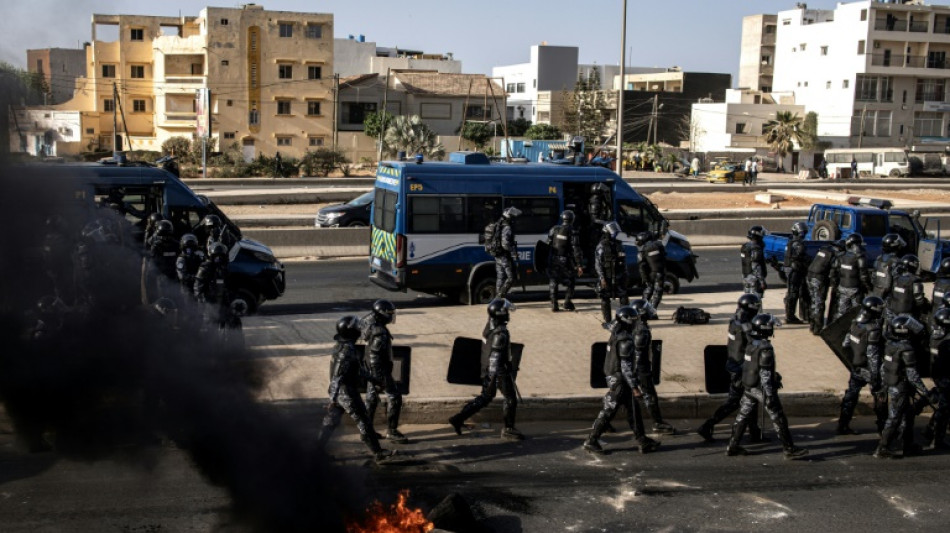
[632,319,675,433]
[638,237,667,310]
[870,252,900,299]
[806,243,838,334]
[362,314,404,441]
[925,321,950,449]
[145,229,179,301]
[546,222,583,311]
[740,239,767,299]
[495,221,517,300]
[595,234,629,325]
[886,269,926,324]
[697,311,764,441]
[784,234,809,323]
[838,315,886,434]
[876,328,931,458]
[176,247,204,300]
[193,256,230,329]
[833,247,871,321]
[931,275,950,318]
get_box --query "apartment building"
[27,47,88,104]
[771,0,950,148]
[691,89,804,154]
[46,5,333,159]
[738,14,778,92]
[334,35,460,77]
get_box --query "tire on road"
[471,277,497,305]
[812,219,841,241]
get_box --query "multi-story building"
[691,89,804,154]
[334,35,460,77]
[27,47,88,104]
[36,5,333,159]
[738,15,778,92]
[770,0,950,148]
[493,45,580,124]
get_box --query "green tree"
[363,110,394,140]
[1,62,51,158]
[383,115,445,160]
[161,136,192,162]
[301,148,349,176]
[800,111,819,151]
[563,69,609,149]
[764,111,806,172]
[459,121,493,150]
[507,118,531,137]
[524,123,562,140]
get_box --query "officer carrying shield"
[784,222,809,324]
[637,231,667,310]
[837,296,887,435]
[595,222,629,329]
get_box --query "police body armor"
[740,241,765,277]
[742,340,775,389]
[176,251,204,287]
[590,194,610,223]
[633,324,653,374]
[883,340,915,388]
[933,277,950,315]
[366,323,395,375]
[889,273,918,314]
[482,323,512,378]
[550,224,575,258]
[837,252,863,289]
[150,236,180,278]
[726,318,749,372]
[784,238,807,270]
[642,240,666,273]
[931,332,950,380]
[328,341,359,401]
[600,240,625,282]
[807,245,836,279]
[872,253,899,296]
[848,321,882,370]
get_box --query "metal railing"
[874,19,908,31]
[869,54,930,68]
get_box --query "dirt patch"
[646,192,816,210]
[222,203,331,217]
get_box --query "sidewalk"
[244,284,861,424]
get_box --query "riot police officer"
[317,315,393,463]
[886,255,927,325]
[784,222,809,324]
[198,214,224,255]
[637,231,666,310]
[832,233,872,321]
[870,233,906,299]
[148,220,179,279]
[449,298,524,441]
[837,296,887,435]
[546,210,584,312]
[726,314,808,459]
[589,183,612,224]
[931,258,950,319]
[697,294,765,443]
[875,315,934,458]
[494,207,521,300]
[176,233,205,301]
[740,226,767,299]
[193,242,231,329]
[630,299,675,434]
[583,306,661,454]
[143,212,165,250]
[924,308,950,450]
[362,299,407,444]
[805,239,844,334]
[595,222,629,328]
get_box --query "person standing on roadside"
[851,158,858,179]
[743,158,752,186]
[750,158,759,185]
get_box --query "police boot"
[785,297,803,324]
[316,426,333,450]
[601,301,612,329]
[726,419,750,456]
[563,287,576,311]
[449,402,479,435]
[921,421,935,447]
[932,417,950,450]
[361,433,394,464]
[836,406,859,436]
[778,426,808,459]
[584,417,609,455]
[501,427,525,441]
[873,443,896,459]
[648,404,675,435]
[697,420,716,442]
[637,436,661,454]
[386,402,409,444]
[550,286,560,312]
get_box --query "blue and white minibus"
[368,152,697,304]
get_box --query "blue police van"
[368,152,697,304]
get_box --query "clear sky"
[1,0,847,82]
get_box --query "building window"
[761,85,772,92]
[101,64,116,78]
[308,65,322,80]
[860,9,867,22]
[133,99,146,112]
[420,102,451,120]
[103,99,115,112]
[130,65,145,79]
[855,75,892,102]
[533,79,537,88]
[130,28,144,41]
[516,82,525,93]
[843,79,850,89]
[223,132,236,140]
[914,112,943,137]
[804,81,809,87]
[765,25,776,34]
[308,136,324,147]
[826,81,832,89]
[279,23,293,38]
[306,25,322,39]
[220,18,229,25]
[249,109,260,125]
[821,46,828,56]
[277,100,292,115]
[916,79,946,102]
[278,64,293,79]
[858,40,866,55]
[466,105,493,119]
[86,127,95,134]
[342,101,377,125]
[761,54,771,65]
[276,136,293,146]
[782,18,791,25]
[735,122,747,134]
[307,101,321,116]
[800,43,807,51]
[221,59,229,66]
[226,99,233,107]
[851,110,894,137]
[506,83,515,93]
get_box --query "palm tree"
[763,111,805,172]
[382,115,446,160]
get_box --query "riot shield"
[355,345,412,395]
[819,306,860,372]
[533,239,551,275]
[703,345,730,394]
[589,340,662,389]
[447,337,524,385]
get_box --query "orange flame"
[346,490,435,533]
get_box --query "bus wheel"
[471,277,497,305]
[663,273,680,295]
[889,168,901,178]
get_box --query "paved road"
[2,416,947,532]
[262,246,748,316]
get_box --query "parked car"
[315,191,373,227]
[707,164,747,184]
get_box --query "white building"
[770,0,950,148]
[492,45,579,123]
[738,14,778,92]
[691,89,805,155]
[8,108,87,156]
[334,36,461,77]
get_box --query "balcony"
[163,74,207,84]
[874,19,908,32]
[910,20,929,33]
[870,53,929,68]
[160,112,197,127]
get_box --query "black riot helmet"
[202,214,222,229]
[749,313,778,339]
[932,308,950,332]
[635,231,653,246]
[180,233,200,251]
[900,254,920,274]
[603,221,621,240]
[155,220,174,237]
[615,305,640,328]
[487,298,515,323]
[831,239,847,252]
[210,242,229,264]
[889,315,918,339]
[857,295,885,323]
[881,233,906,254]
[502,207,522,220]
[591,182,610,194]
[845,233,864,250]
[791,221,808,238]
[335,315,362,341]
[630,299,658,321]
[560,210,575,225]
[372,299,397,325]
[938,257,950,277]
[147,212,164,227]
[736,293,762,315]
[747,225,766,241]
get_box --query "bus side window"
[468,196,502,234]
[505,197,559,234]
[617,200,648,235]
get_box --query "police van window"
[467,196,502,233]
[505,197,559,234]
[889,214,917,243]
[617,200,661,234]
[373,188,397,232]
[862,214,887,237]
[408,196,465,233]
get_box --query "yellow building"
[57,4,333,159]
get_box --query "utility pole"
[652,94,660,146]
[333,73,339,150]
[112,82,122,159]
[377,68,390,163]
[857,103,868,148]
[617,0,627,174]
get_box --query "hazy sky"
[0,0,846,81]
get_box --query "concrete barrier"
[244,227,369,258]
